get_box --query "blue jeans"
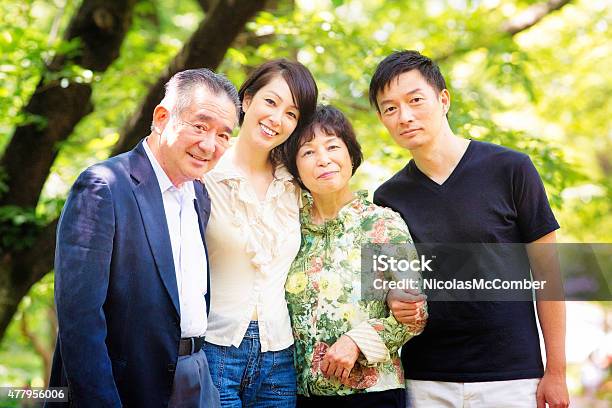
[203,321,297,407]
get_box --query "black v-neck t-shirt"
[374,140,559,382]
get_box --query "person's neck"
[146,134,186,188]
[233,130,274,176]
[310,187,355,224]
[411,127,470,184]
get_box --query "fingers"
[321,352,354,380]
[394,314,418,324]
[322,358,340,379]
[320,359,330,377]
[536,388,545,408]
[391,300,427,324]
[327,363,352,381]
[389,300,425,314]
[389,289,427,303]
[387,288,426,324]
[545,393,569,408]
[392,301,425,315]
[403,288,428,298]
[333,366,345,379]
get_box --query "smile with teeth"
[188,152,208,162]
[260,123,278,137]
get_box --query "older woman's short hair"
[283,104,363,189]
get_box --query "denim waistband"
[244,321,259,339]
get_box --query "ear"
[152,105,170,133]
[242,93,252,113]
[440,89,450,115]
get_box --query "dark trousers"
[297,388,405,408]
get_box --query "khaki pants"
[406,378,540,408]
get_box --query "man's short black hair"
[369,50,447,112]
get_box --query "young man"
[47,69,238,407]
[370,50,569,408]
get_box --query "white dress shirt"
[203,146,301,352]
[144,139,208,338]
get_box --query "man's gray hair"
[160,68,240,120]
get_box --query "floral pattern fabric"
[286,191,427,397]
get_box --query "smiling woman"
[284,105,362,195]
[202,59,318,407]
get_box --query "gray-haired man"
[48,69,238,407]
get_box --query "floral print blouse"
[286,191,427,397]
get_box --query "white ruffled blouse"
[203,145,301,352]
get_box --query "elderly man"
[47,69,239,407]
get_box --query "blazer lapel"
[129,141,180,316]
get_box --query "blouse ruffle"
[208,164,297,277]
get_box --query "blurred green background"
[0,0,610,406]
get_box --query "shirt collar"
[300,189,368,234]
[143,137,194,196]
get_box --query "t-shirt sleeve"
[373,186,388,208]
[513,155,560,242]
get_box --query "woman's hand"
[320,335,361,382]
[387,288,426,324]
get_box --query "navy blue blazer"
[47,140,212,407]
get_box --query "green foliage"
[0,0,610,393]
[0,273,55,388]
[46,0,204,204]
[0,166,8,197]
[241,0,605,213]
[0,205,45,252]
[0,0,80,152]
[3,0,607,241]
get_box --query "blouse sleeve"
[345,209,427,365]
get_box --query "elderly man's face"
[155,86,237,186]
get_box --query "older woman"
[283,105,427,407]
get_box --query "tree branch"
[0,0,137,208]
[0,0,271,342]
[20,219,59,289]
[436,0,573,62]
[46,305,58,386]
[0,219,57,337]
[502,0,573,36]
[20,312,53,384]
[196,0,214,13]
[112,0,267,155]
